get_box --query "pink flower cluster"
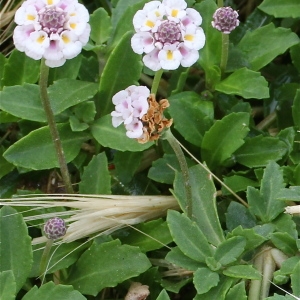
[13,0,90,67]
[131,0,205,71]
[111,86,150,139]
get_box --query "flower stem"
[217,0,223,7]
[39,239,53,284]
[151,69,164,95]
[220,33,229,76]
[163,130,193,219]
[39,59,74,194]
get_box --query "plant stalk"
[220,33,229,76]
[151,69,164,95]
[217,0,223,7]
[39,239,53,284]
[163,130,193,218]
[39,59,74,194]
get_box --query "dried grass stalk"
[0,194,179,244]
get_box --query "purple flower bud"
[211,7,239,34]
[44,217,67,240]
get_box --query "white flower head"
[111,86,150,139]
[13,0,90,67]
[131,0,205,71]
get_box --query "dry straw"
[0,194,179,244]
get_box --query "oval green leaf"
[0,206,32,292]
[91,115,153,152]
[201,112,250,170]
[4,123,90,170]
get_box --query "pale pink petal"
[143,49,161,71]
[179,45,199,67]
[131,32,155,54]
[125,119,144,139]
[181,8,202,27]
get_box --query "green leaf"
[247,161,286,222]
[292,90,300,128]
[227,226,267,252]
[91,115,153,152]
[277,186,300,201]
[0,206,32,292]
[223,265,261,279]
[119,219,173,253]
[225,282,247,300]
[156,289,170,300]
[173,165,225,246]
[237,23,299,71]
[109,0,147,49]
[226,202,256,231]
[215,68,269,99]
[291,44,300,73]
[0,80,98,122]
[22,282,86,300]
[98,31,142,116]
[201,112,250,170]
[167,210,213,263]
[165,247,204,271]
[0,84,46,122]
[73,102,96,123]
[0,147,15,180]
[196,0,222,88]
[114,151,143,184]
[258,0,300,18]
[31,242,87,277]
[168,92,214,146]
[290,261,300,297]
[273,213,298,239]
[0,271,16,300]
[148,154,194,184]
[274,256,300,283]
[214,236,246,266]
[222,175,259,196]
[90,8,112,44]
[79,153,111,194]
[48,55,82,83]
[0,53,6,89]
[193,268,219,294]
[193,277,234,300]
[4,124,89,170]
[234,135,288,168]
[270,232,298,256]
[2,50,40,86]
[69,116,89,132]
[66,239,151,296]
[48,79,98,115]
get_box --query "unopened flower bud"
[44,217,67,240]
[211,7,239,34]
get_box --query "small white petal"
[143,48,161,71]
[112,90,130,105]
[125,119,144,139]
[181,8,202,27]
[163,0,187,21]
[183,27,205,50]
[179,46,199,67]
[133,1,165,31]
[15,4,39,25]
[13,25,35,51]
[158,45,182,70]
[131,32,155,54]
[44,40,64,60]
[111,113,124,128]
[45,58,66,67]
